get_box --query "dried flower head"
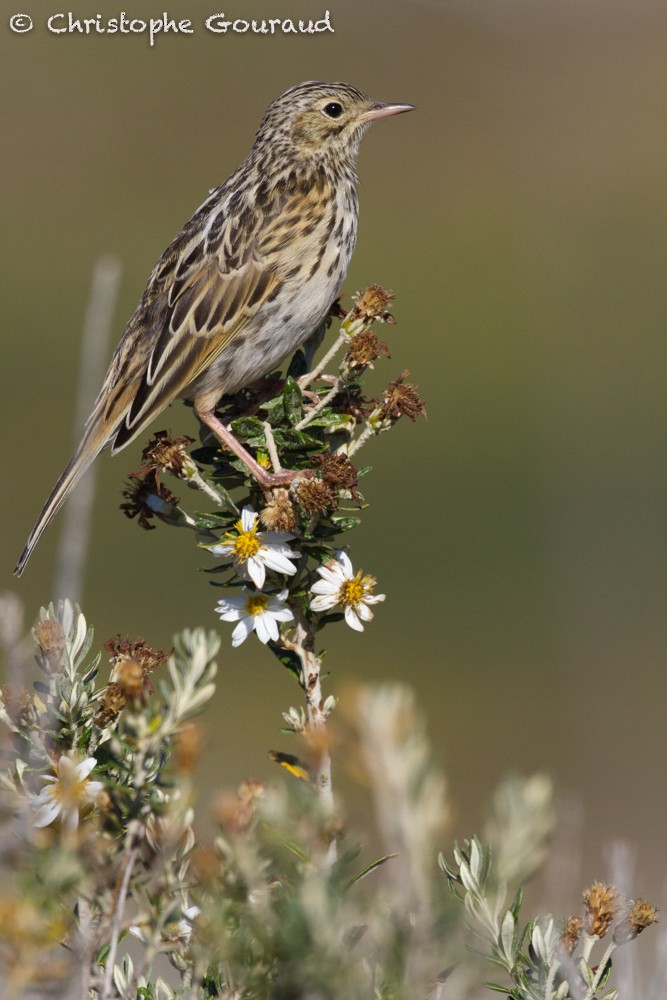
[173,721,204,773]
[0,685,35,730]
[332,386,377,420]
[94,682,126,727]
[105,635,172,678]
[260,489,298,533]
[373,370,427,428]
[560,915,583,954]
[342,329,390,377]
[33,618,67,672]
[215,779,265,835]
[583,881,619,938]
[614,898,659,944]
[120,472,181,531]
[310,452,361,503]
[96,636,172,719]
[114,657,144,700]
[350,284,396,325]
[137,430,195,477]
[293,476,337,517]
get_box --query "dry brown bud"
[97,636,172,718]
[0,685,35,728]
[375,370,427,425]
[120,471,181,530]
[350,284,396,325]
[94,682,126,727]
[614,898,659,944]
[104,636,172,677]
[342,329,390,374]
[138,430,195,478]
[114,658,144,700]
[293,477,337,517]
[332,386,377,420]
[260,489,298,533]
[173,721,203,773]
[190,845,220,885]
[310,452,361,503]
[560,915,583,954]
[215,779,265,835]
[33,619,66,672]
[583,881,619,938]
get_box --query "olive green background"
[3,0,667,939]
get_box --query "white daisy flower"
[216,588,294,647]
[204,506,299,589]
[309,551,385,632]
[130,904,201,945]
[32,754,104,831]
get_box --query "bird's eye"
[323,102,343,119]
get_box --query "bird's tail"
[14,423,111,577]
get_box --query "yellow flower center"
[339,572,373,608]
[49,771,89,810]
[245,594,269,616]
[228,520,261,562]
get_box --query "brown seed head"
[583,882,619,938]
[137,430,195,479]
[613,898,659,944]
[97,637,172,718]
[120,472,181,531]
[349,284,396,325]
[215,779,265,835]
[260,489,298,533]
[310,452,361,502]
[173,721,204,774]
[293,476,337,516]
[342,329,390,380]
[332,386,377,420]
[33,619,66,672]
[374,370,427,426]
[94,681,127,727]
[104,636,172,677]
[560,915,583,954]
[114,658,144,700]
[0,685,35,729]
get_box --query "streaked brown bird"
[15,81,413,576]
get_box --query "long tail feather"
[14,426,111,577]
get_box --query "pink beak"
[360,102,415,124]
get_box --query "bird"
[14,81,414,577]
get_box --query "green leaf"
[282,376,303,426]
[229,415,265,439]
[260,822,308,862]
[346,853,399,889]
[267,642,301,679]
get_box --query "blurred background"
[2,0,667,954]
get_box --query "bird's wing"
[107,220,281,453]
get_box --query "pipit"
[15,81,413,576]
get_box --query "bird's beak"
[359,102,415,124]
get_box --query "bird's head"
[253,81,414,167]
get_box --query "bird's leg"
[196,406,307,487]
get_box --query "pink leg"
[196,407,307,487]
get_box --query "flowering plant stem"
[283,617,336,863]
[101,821,143,1000]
